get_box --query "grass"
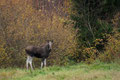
[0,62,120,80]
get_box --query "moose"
[25,40,53,70]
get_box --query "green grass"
[0,62,120,80]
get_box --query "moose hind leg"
[26,56,29,70]
[26,56,33,70]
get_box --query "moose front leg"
[44,59,46,67]
[41,58,44,69]
[41,58,46,69]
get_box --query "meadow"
[0,62,120,80]
[0,1,120,80]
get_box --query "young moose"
[25,40,53,70]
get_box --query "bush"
[0,1,77,68]
[98,32,120,62]
[99,12,120,62]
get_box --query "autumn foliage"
[0,0,120,68]
[0,0,77,68]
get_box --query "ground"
[0,62,120,80]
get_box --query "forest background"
[0,0,120,68]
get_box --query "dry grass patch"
[0,69,27,80]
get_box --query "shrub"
[0,0,77,68]
[99,12,120,62]
[99,32,120,62]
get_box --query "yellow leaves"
[52,0,55,3]
[11,0,20,4]
[41,13,45,17]
[39,9,42,12]
[0,0,78,67]
[59,17,65,23]
[112,12,120,27]
[94,39,104,46]
[37,25,41,28]
[48,0,51,2]
[98,31,120,62]
[0,41,8,67]
[82,47,98,63]
[0,0,6,5]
